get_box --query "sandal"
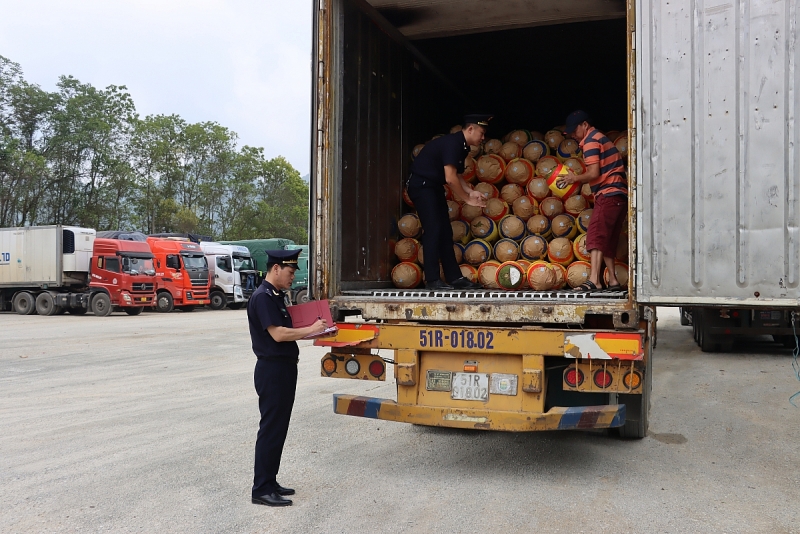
[573,280,601,292]
[606,284,623,291]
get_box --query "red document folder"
[287,299,338,339]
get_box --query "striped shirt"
[579,127,627,198]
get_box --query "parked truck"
[309,0,798,438]
[0,226,156,316]
[198,242,256,310]
[218,238,310,304]
[146,237,210,312]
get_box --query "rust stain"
[566,346,582,358]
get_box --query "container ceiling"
[368,0,627,39]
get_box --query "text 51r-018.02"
[418,329,495,350]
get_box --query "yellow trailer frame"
[316,317,654,437]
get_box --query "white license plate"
[451,373,489,401]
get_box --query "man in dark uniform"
[248,249,328,507]
[408,114,492,290]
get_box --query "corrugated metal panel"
[637,0,800,305]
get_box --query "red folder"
[287,299,338,339]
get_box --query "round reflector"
[623,371,642,389]
[322,357,337,375]
[564,367,584,387]
[345,359,360,376]
[594,369,613,388]
[368,360,385,378]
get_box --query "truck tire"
[124,307,143,316]
[295,289,309,305]
[92,293,113,317]
[209,291,226,310]
[679,307,691,326]
[773,335,797,349]
[35,292,61,316]
[154,292,174,313]
[617,341,653,439]
[13,292,36,315]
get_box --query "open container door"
[636,0,800,307]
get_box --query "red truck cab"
[146,237,210,312]
[89,238,156,316]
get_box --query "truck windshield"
[182,255,208,269]
[233,255,254,271]
[122,257,155,276]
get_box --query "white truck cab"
[199,242,255,310]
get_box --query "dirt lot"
[1,307,798,533]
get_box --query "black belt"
[257,356,299,364]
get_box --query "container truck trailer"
[310,0,799,438]
[0,226,156,316]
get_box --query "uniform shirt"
[247,280,300,360]
[409,131,470,187]
[579,127,627,198]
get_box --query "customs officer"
[407,114,492,290]
[248,249,328,506]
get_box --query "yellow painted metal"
[333,395,623,432]
[374,324,564,355]
[320,352,386,381]
[521,355,546,414]
[563,359,642,394]
[396,349,418,404]
[418,352,529,412]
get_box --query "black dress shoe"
[450,276,482,290]
[252,492,292,507]
[426,280,453,290]
[275,483,295,496]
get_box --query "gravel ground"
[0,307,798,533]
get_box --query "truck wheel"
[228,302,243,310]
[699,317,719,352]
[13,292,36,315]
[617,341,653,439]
[679,307,691,326]
[773,335,797,349]
[35,292,61,316]
[209,291,226,310]
[155,292,174,313]
[91,293,113,317]
[124,307,143,316]
[67,306,88,315]
[295,289,309,305]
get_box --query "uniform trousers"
[252,358,298,498]
[407,181,462,283]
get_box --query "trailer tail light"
[463,361,478,372]
[368,360,385,378]
[345,359,361,376]
[593,369,613,388]
[623,371,642,390]
[322,357,337,375]
[564,366,584,387]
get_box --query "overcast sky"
[0,0,313,176]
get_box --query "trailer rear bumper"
[333,394,625,432]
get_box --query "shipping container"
[310,0,798,436]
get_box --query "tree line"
[0,55,309,243]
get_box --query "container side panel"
[638,0,799,304]
[340,0,404,284]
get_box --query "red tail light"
[594,369,613,388]
[368,360,385,378]
[564,367,584,387]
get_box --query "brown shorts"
[585,194,628,258]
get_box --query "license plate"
[140,297,147,302]
[451,373,489,401]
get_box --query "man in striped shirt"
[557,110,628,292]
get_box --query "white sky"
[0,0,313,176]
